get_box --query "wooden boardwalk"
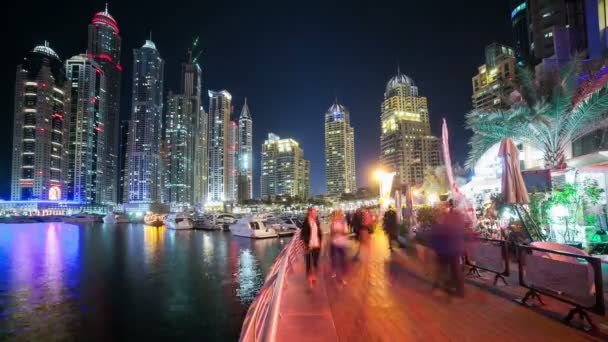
[274,232,608,341]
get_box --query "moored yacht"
[103,213,129,224]
[165,212,194,230]
[216,214,237,231]
[193,214,221,230]
[229,215,279,239]
[63,214,101,224]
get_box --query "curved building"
[380,70,440,186]
[11,42,70,201]
[324,100,356,195]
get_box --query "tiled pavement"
[274,232,608,341]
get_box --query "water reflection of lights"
[144,225,166,264]
[202,233,214,259]
[237,249,261,303]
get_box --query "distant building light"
[511,2,526,19]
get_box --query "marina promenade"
[254,232,608,341]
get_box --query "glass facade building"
[125,40,164,203]
[65,54,106,204]
[207,90,232,203]
[237,99,253,201]
[324,100,356,195]
[87,5,122,204]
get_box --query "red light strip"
[97,53,113,63]
[91,18,119,33]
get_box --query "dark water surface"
[0,223,287,341]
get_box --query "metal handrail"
[240,230,302,341]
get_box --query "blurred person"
[431,200,465,297]
[357,208,374,261]
[383,206,398,251]
[301,207,323,289]
[330,209,349,284]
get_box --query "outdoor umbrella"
[498,138,529,204]
[442,119,477,227]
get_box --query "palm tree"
[466,63,608,169]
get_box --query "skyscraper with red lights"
[87,5,122,204]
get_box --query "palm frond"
[516,67,538,107]
[564,89,608,142]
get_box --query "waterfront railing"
[240,230,303,341]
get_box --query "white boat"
[165,212,194,230]
[103,213,129,224]
[63,214,100,224]
[193,214,221,230]
[229,215,279,239]
[216,214,237,231]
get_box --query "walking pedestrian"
[301,207,323,289]
[383,206,398,251]
[431,200,465,297]
[357,208,374,261]
[330,209,349,284]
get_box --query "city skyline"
[0,0,513,197]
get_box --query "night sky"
[1,0,512,198]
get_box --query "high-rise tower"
[87,4,122,204]
[125,39,164,203]
[237,98,253,201]
[261,133,310,199]
[65,54,106,203]
[472,44,516,112]
[163,48,204,208]
[380,70,440,186]
[11,43,70,201]
[181,48,207,206]
[227,120,238,202]
[324,99,356,195]
[207,90,231,203]
[164,92,194,206]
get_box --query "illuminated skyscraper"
[324,100,356,195]
[472,44,516,111]
[164,92,194,206]
[163,48,205,207]
[261,133,310,199]
[11,43,70,201]
[87,4,122,204]
[181,48,208,206]
[125,39,164,203]
[65,54,106,203]
[237,98,253,201]
[226,120,238,202]
[207,90,232,203]
[380,70,440,186]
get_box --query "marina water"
[0,223,287,340]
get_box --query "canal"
[0,223,288,341]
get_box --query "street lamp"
[373,169,396,211]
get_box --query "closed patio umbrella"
[498,139,544,240]
[498,138,529,204]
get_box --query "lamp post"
[373,169,396,212]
